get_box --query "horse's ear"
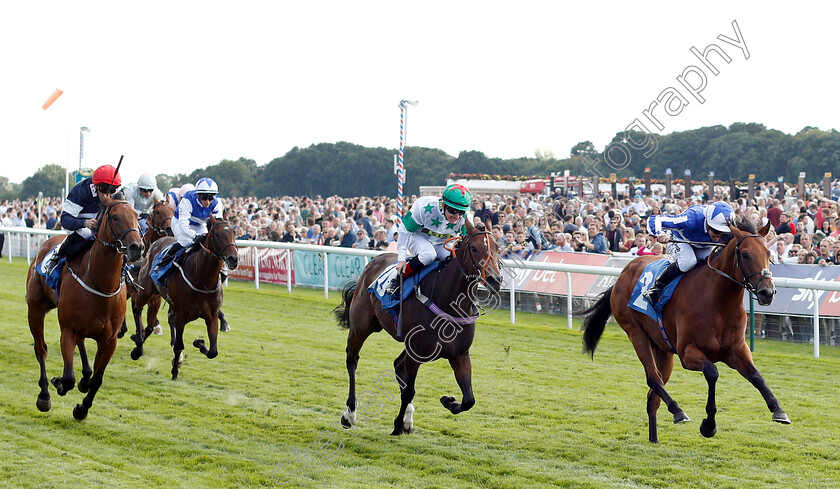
[465,216,475,234]
[209,215,217,225]
[153,196,160,204]
[758,219,771,237]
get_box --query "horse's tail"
[580,286,613,359]
[333,280,358,329]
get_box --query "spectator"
[353,229,370,249]
[280,221,299,243]
[551,232,573,252]
[775,211,794,235]
[338,222,356,248]
[817,237,834,266]
[605,212,624,252]
[368,229,389,250]
[580,222,609,254]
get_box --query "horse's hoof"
[440,395,455,409]
[129,333,138,342]
[36,396,51,412]
[130,348,143,361]
[206,350,218,359]
[78,378,90,394]
[72,404,88,420]
[773,411,791,424]
[193,339,205,349]
[171,369,179,380]
[673,411,690,423]
[340,416,352,429]
[700,418,717,438]
[117,329,125,339]
[390,426,404,436]
[51,377,69,396]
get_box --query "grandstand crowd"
[2,178,840,265]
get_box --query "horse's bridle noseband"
[97,201,141,254]
[706,233,773,294]
[445,231,500,283]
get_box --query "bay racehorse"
[334,219,502,435]
[119,199,174,339]
[581,218,790,442]
[26,196,143,419]
[130,216,238,379]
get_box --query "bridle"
[96,201,141,254]
[706,233,773,294]
[444,230,499,283]
[198,220,237,263]
[149,201,173,236]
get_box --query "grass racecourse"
[2,258,840,488]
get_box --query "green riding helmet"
[441,184,473,212]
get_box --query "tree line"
[5,123,839,200]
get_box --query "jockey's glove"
[193,234,206,246]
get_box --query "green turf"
[1,257,839,488]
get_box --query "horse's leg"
[77,338,92,394]
[50,328,77,396]
[145,296,162,337]
[392,352,420,436]
[193,312,219,359]
[218,310,230,332]
[73,334,118,420]
[28,305,51,412]
[170,315,186,380]
[681,344,719,437]
[440,352,475,415]
[646,347,677,443]
[626,329,688,443]
[130,295,147,360]
[725,342,790,424]
[341,325,374,429]
[118,318,128,338]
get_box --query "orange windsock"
[41,89,64,110]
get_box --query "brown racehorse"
[334,220,502,435]
[26,197,143,419]
[130,216,238,379]
[119,199,174,339]
[581,218,790,443]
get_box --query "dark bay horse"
[130,216,238,379]
[334,219,502,435]
[119,199,174,339]
[581,218,790,443]
[26,197,143,419]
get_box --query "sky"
[1,1,837,186]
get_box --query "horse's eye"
[470,246,478,253]
[741,251,750,259]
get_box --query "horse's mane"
[710,216,757,260]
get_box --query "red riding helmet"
[92,165,121,186]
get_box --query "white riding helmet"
[195,177,218,195]
[137,173,156,191]
[704,201,733,232]
[178,183,196,198]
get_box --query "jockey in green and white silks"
[386,184,472,295]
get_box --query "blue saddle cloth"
[35,251,67,297]
[368,260,441,317]
[150,244,187,287]
[628,258,685,322]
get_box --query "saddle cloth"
[368,260,440,317]
[35,240,67,294]
[627,258,686,322]
[150,244,188,287]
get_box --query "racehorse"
[334,219,502,435]
[119,199,174,339]
[581,218,790,443]
[26,196,143,419]
[130,216,238,379]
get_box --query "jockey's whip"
[110,155,124,188]
[397,273,404,339]
[667,238,725,248]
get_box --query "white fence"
[4,226,840,358]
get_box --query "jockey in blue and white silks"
[642,201,733,305]
[155,178,223,270]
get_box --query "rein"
[705,233,772,294]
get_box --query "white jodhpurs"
[407,233,451,266]
[667,241,714,272]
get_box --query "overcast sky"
[1,1,836,186]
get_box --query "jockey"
[386,183,472,296]
[164,183,196,219]
[121,173,164,234]
[155,178,223,270]
[642,201,734,305]
[43,164,121,273]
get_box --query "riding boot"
[155,242,183,272]
[386,256,424,297]
[642,261,683,306]
[45,232,87,273]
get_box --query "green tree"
[20,164,66,199]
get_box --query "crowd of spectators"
[3,178,840,266]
